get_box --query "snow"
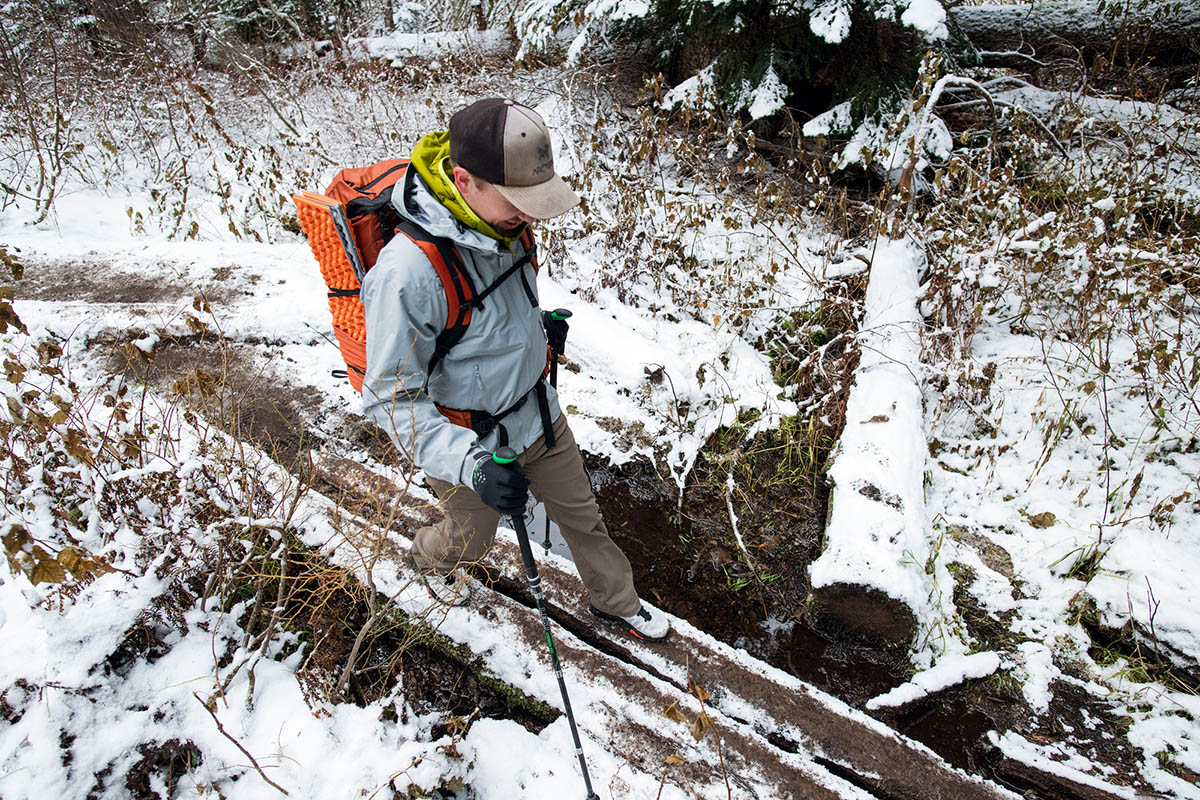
[3,23,1200,800]
[989,730,1140,800]
[743,65,789,121]
[1090,530,1200,671]
[809,0,853,44]
[662,65,719,113]
[803,100,854,138]
[899,0,948,41]
[348,29,512,64]
[0,50,816,798]
[866,651,1001,710]
[810,237,933,624]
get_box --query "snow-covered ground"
[3,32,1200,799]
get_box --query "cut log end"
[807,582,918,650]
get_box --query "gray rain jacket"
[360,165,560,486]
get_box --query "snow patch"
[866,651,1001,710]
[809,0,853,44]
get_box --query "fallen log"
[952,0,1200,66]
[806,237,931,652]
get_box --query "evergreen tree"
[517,0,973,128]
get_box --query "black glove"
[542,310,569,354]
[471,454,530,514]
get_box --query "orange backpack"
[293,160,538,393]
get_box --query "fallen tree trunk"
[806,238,931,652]
[951,0,1200,66]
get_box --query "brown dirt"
[14,258,239,306]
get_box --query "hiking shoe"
[588,602,670,641]
[410,557,474,607]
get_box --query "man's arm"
[360,240,487,486]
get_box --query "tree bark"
[952,1,1200,66]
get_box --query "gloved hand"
[542,309,570,354]
[471,454,530,514]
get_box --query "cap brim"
[495,174,581,220]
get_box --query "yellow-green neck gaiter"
[410,131,521,245]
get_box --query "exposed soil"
[16,258,239,306]
[585,453,1154,798]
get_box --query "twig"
[935,96,1069,157]
[1145,577,1162,666]
[194,692,290,795]
[338,590,380,696]
[978,49,1049,67]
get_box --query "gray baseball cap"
[449,98,581,220]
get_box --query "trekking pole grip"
[547,308,571,389]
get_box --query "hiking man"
[360,98,669,641]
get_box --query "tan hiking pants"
[411,414,640,617]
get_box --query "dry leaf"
[1028,511,1056,529]
[691,684,712,702]
[662,701,687,724]
[689,711,715,742]
[664,753,686,766]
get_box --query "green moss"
[390,608,559,724]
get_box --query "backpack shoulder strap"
[519,226,540,274]
[472,243,538,310]
[391,219,477,380]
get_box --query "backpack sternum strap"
[469,245,538,311]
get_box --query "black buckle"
[472,414,496,437]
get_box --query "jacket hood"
[405,131,522,248]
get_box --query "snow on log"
[866,651,1002,711]
[348,30,514,63]
[952,1,1200,65]
[807,237,932,649]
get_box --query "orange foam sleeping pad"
[293,192,368,391]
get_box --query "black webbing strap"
[470,244,537,311]
[534,378,556,449]
[464,390,528,441]
[448,376,555,449]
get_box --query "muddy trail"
[17,254,1146,799]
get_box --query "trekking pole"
[493,446,600,800]
[543,308,572,552]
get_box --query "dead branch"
[194,692,290,796]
